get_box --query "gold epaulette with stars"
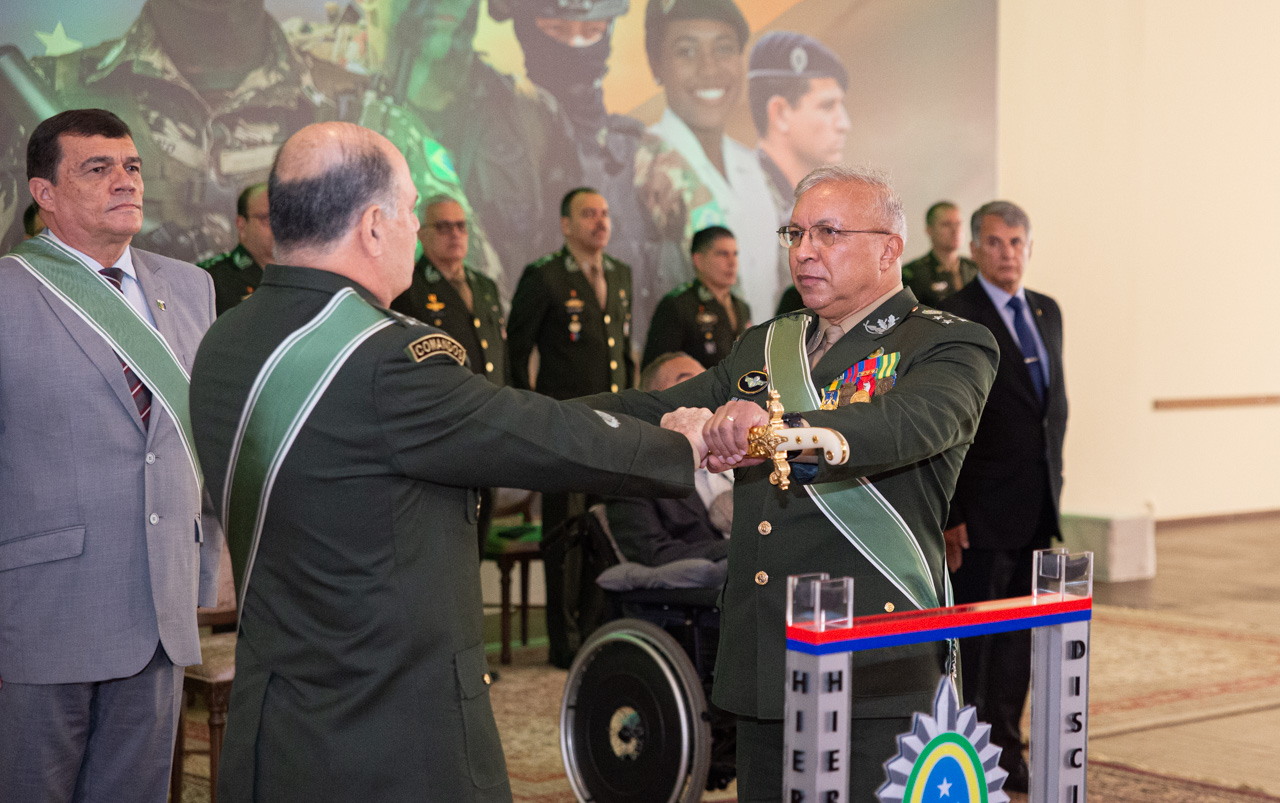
[913,306,966,327]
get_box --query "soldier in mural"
[373,0,717,345]
[644,0,787,323]
[0,0,363,260]
[748,30,851,225]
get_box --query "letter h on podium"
[783,574,853,803]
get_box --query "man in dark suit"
[189,122,705,803]
[507,186,636,666]
[938,200,1067,792]
[606,353,732,568]
[0,108,222,803]
[582,165,998,801]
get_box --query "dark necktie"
[1006,295,1046,405]
[99,268,153,427]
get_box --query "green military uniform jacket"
[902,251,979,307]
[507,247,634,398]
[197,244,263,315]
[390,258,509,386]
[583,288,998,722]
[189,266,695,803]
[642,278,751,370]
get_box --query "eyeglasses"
[776,225,894,249]
[430,220,467,234]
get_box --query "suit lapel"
[37,279,146,435]
[968,283,1039,403]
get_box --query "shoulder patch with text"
[406,333,466,365]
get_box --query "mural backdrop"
[0,0,995,344]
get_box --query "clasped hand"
[660,400,769,472]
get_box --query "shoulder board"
[387,309,428,328]
[913,306,968,327]
[665,281,694,298]
[196,252,231,269]
[405,332,467,365]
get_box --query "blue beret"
[748,31,848,90]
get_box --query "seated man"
[606,353,731,570]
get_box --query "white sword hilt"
[747,389,850,490]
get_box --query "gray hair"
[269,142,399,254]
[970,200,1031,241]
[794,165,907,240]
[421,193,464,216]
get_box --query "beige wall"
[996,1,1280,519]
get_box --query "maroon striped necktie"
[98,267,152,427]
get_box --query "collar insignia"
[864,314,899,336]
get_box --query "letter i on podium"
[783,574,853,802]
[1030,548,1094,802]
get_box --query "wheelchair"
[558,508,736,803]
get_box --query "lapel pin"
[156,299,166,310]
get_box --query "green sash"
[764,315,944,612]
[223,288,394,621]
[9,234,202,489]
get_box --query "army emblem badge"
[877,677,1009,803]
[737,370,769,394]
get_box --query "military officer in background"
[902,201,979,307]
[189,122,706,803]
[643,225,750,370]
[392,193,509,557]
[581,165,998,801]
[198,183,272,315]
[391,195,508,387]
[507,186,634,668]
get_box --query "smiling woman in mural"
[644,0,787,322]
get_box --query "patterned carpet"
[174,603,1280,801]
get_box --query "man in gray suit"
[0,108,223,803]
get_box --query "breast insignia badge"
[737,370,769,394]
[877,677,1010,803]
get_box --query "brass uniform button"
[473,317,482,328]
[755,571,769,586]
[485,362,494,373]
[608,337,615,347]
[603,314,612,324]
[480,339,488,349]
[610,360,618,370]
[884,602,895,613]
[483,673,492,685]
[758,521,772,535]
[611,383,619,392]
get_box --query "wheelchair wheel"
[560,618,712,803]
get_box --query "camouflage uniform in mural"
[373,0,721,344]
[0,8,354,260]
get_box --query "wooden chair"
[170,544,236,802]
[485,490,542,665]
